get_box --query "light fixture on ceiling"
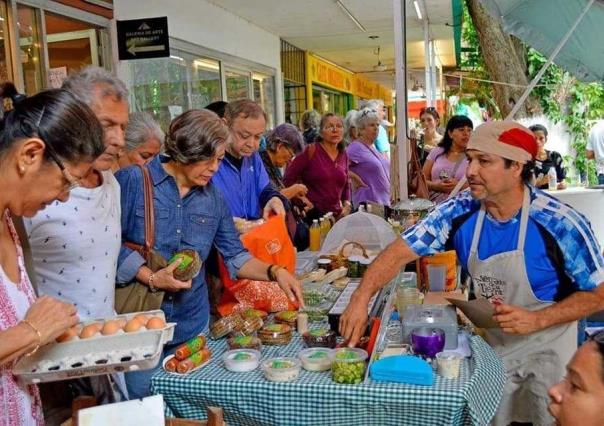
[373,46,388,72]
[413,0,423,20]
[335,0,367,32]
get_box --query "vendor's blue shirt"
[115,156,252,344]
[403,186,604,301]
[212,151,273,220]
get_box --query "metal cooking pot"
[389,195,435,231]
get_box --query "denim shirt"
[115,156,251,344]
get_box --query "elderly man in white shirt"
[24,66,129,406]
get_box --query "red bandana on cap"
[467,121,537,163]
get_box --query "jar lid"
[393,195,435,212]
[317,259,332,265]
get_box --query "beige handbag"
[115,164,167,314]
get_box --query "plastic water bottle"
[548,167,557,190]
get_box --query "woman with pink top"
[422,115,473,203]
[284,113,351,223]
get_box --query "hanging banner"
[117,17,170,60]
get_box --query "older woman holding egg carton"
[0,83,105,425]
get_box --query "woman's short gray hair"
[299,109,321,131]
[164,109,230,164]
[266,123,304,154]
[62,66,128,109]
[343,110,358,143]
[358,99,384,111]
[354,108,380,130]
[125,112,164,151]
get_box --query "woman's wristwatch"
[267,264,283,281]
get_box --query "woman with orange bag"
[116,109,303,399]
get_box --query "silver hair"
[358,99,384,111]
[299,109,321,131]
[343,109,359,143]
[125,112,164,151]
[61,66,128,108]
[354,108,380,130]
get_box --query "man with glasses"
[24,66,129,405]
[212,99,288,220]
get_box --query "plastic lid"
[299,347,334,362]
[393,195,435,212]
[333,347,368,362]
[262,357,300,371]
[313,219,318,223]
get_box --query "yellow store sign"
[307,53,353,93]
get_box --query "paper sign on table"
[78,394,164,426]
[445,298,500,329]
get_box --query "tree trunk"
[465,0,541,118]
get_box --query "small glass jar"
[317,258,333,272]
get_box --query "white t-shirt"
[25,170,121,319]
[587,120,604,174]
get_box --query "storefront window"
[44,12,102,87]
[0,1,12,83]
[18,5,44,95]
[190,58,221,110]
[253,73,275,129]
[129,54,188,131]
[312,85,352,117]
[225,69,250,101]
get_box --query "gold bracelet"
[21,319,42,357]
[148,272,157,293]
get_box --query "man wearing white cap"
[340,121,604,425]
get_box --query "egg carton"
[13,310,175,384]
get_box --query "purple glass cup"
[411,327,446,359]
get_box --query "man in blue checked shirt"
[340,121,604,426]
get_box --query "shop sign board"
[308,54,353,94]
[116,17,169,60]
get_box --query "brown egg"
[79,324,100,339]
[56,326,80,343]
[132,314,149,326]
[146,316,166,330]
[101,320,121,336]
[124,319,143,333]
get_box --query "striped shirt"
[403,186,604,301]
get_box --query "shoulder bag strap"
[139,164,155,260]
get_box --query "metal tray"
[14,310,175,384]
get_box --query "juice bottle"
[319,218,328,242]
[309,219,321,251]
[324,214,332,232]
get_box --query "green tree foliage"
[461,0,604,183]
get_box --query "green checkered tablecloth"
[151,334,505,426]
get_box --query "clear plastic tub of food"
[298,348,334,372]
[227,335,262,351]
[238,308,268,320]
[257,323,292,345]
[331,348,368,384]
[302,328,337,348]
[14,310,174,384]
[210,314,243,339]
[261,357,301,382]
[230,316,264,337]
[223,349,261,372]
[274,311,297,328]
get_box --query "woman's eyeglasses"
[33,107,80,191]
[323,125,344,132]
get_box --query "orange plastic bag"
[420,250,457,292]
[217,215,298,316]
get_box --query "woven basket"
[319,241,368,269]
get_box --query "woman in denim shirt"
[115,109,303,399]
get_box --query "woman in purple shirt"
[346,108,391,207]
[284,113,351,222]
[422,115,473,203]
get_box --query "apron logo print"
[265,239,282,255]
[475,274,506,301]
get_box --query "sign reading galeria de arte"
[116,17,169,60]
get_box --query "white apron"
[467,186,576,426]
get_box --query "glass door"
[17,5,44,95]
[0,0,12,84]
[225,68,251,101]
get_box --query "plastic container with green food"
[331,348,368,384]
